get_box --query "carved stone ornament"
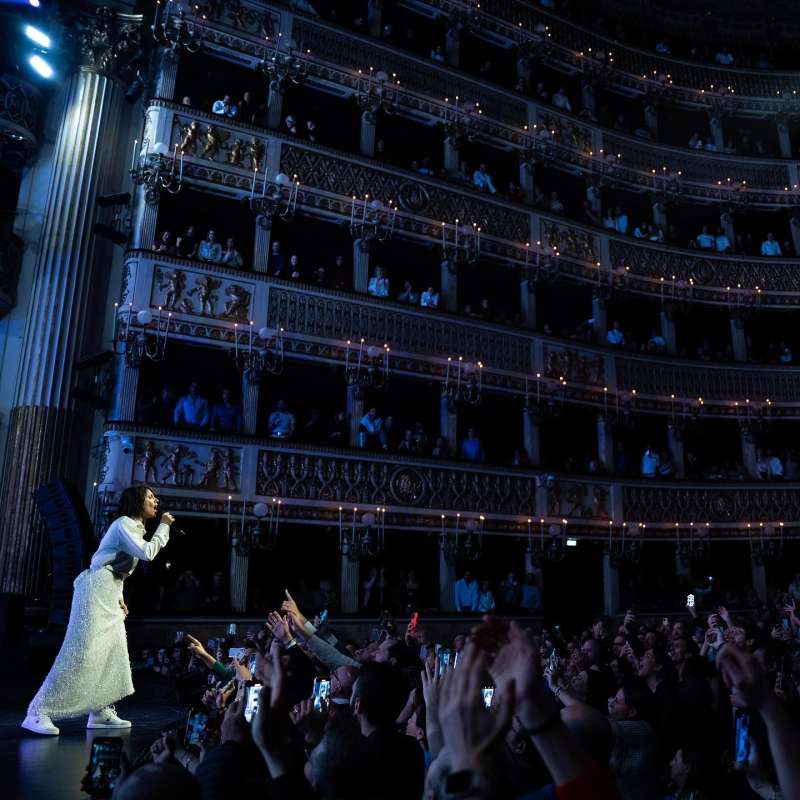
[390,467,426,506]
[79,8,143,78]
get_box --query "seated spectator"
[176,225,198,259]
[211,94,235,116]
[602,209,616,230]
[420,286,439,308]
[397,281,419,304]
[633,222,650,239]
[607,321,625,347]
[460,427,485,461]
[761,232,782,256]
[359,407,388,450]
[583,200,601,226]
[768,450,784,479]
[641,445,660,477]
[688,132,704,150]
[174,381,209,429]
[431,436,448,457]
[658,451,674,477]
[695,226,715,249]
[237,90,254,123]
[299,408,324,442]
[397,429,415,453]
[221,237,244,268]
[779,341,793,363]
[454,571,478,611]
[305,118,317,143]
[507,181,525,203]
[137,385,176,426]
[655,39,670,54]
[704,139,718,152]
[520,572,541,611]
[153,230,176,254]
[312,266,327,286]
[209,388,242,433]
[180,95,192,106]
[473,163,497,194]
[715,228,732,253]
[288,254,301,280]
[535,81,549,102]
[269,240,284,276]
[430,44,444,62]
[511,448,530,466]
[368,266,390,298]
[613,113,629,132]
[477,580,496,612]
[647,328,667,353]
[551,86,572,112]
[328,409,348,444]
[198,229,222,263]
[649,226,664,243]
[268,399,295,438]
[715,47,735,65]
[284,114,298,135]
[614,206,628,234]
[549,191,564,213]
[412,421,428,454]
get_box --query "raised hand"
[231,656,252,683]
[221,698,251,746]
[267,611,292,646]
[289,696,329,746]
[716,645,773,713]
[280,589,309,630]
[251,644,289,779]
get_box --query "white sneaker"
[87,706,131,729]
[21,713,60,735]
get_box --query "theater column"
[720,209,735,247]
[439,546,456,611]
[267,79,284,130]
[0,13,132,597]
[523,408,541,467]
[230,542,249,613]
[520,271,536,329]
[643,98,659,139]
[708,114,725,151]
[602,552,620,616]
[360,111,377,158]
[440,395,458,457]
[597,414,614,472]
[660,307,677,355]
[592,291,608,345]
[367,0,383,37]
[353,239,370,293]
[154,47,179,100]
[667,422,685,478]
[440,256,458,313]
[652,198,667,231]
[241,375,259,435]
[729,310,748,362]
[740,423,758,479]
[347,385,364,448]
[443,133,460,178]
[776,115,793,159]
[790,212,800,257]
[751,556,767,604]
[340,556,359,613]
[445,24,461,68]
[581,78,596,117]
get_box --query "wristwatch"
[442,769,486,799]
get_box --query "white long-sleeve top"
[90,516,170,579]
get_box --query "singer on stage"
[22,485,174,736]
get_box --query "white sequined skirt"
[27,567,134,720]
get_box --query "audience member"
[198,229,222,263]
[174,382,209,429]
[268,399,296,438]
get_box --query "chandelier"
[114,303,170,367]
[442,96,481,142]
[249,172,299,228]
[229,498,282,556]
[748,522,784,566]
[440,514,484,564]
[129,138,183,205]
[257,32,308,88]
[231,324,285,383]
[356,67,400,116]
[338,507,386,561]
[344,339,389,389]
[348,195,397,242]
[526,519,568,564]
[606,522,642,567]
[441,219,481,264]
[442,356,483,406]
[151,2,203,53]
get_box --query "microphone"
[173,526,187,537]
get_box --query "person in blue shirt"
[460,428,485,462]
[520,573,541,611]
[454,571,478,612]
[173,382,209,429]
[209,388,242,433]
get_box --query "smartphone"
[83,737,124,798]
[687,594,695,608]
[437,648,451,676]
[184,708,209,752]
[228,647,246,660]
[782,618,790,631]
[319,609,329,624]
[482,687,494,709]
[244,683,262,723]
[313,678,331,712]
[734,712,751,764]
[247,653,257,675]
[228,623,237,637]
[549,648,558,672]
[175,630,185,643]
[410,612,419,633]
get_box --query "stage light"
[25,25,51,48]
[28,54,53,78]
[30,0,41,7]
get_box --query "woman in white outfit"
[21,485,174,735]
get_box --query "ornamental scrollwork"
[541,221,598,262]
[543,345,605,386]
[79,7,143,78]
[133,438,241,491]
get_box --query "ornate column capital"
[77,7,143,81]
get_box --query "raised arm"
[116,514,172,562]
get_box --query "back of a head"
[561,704,613,765]
[355,661,409,729]
[313,716,370,800]
[114,763,201,800]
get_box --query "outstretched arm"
[116,514,173,561]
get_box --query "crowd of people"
[154,227,245,268]
[105,577,800,799]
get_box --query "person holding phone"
[22,484,175,736]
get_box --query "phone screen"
[244,684,262,723]
[184,709,209,750]
[319,609,328,624]
[313,678,331,711]
[782,618,790,631]
[247,653,257,675]
[410,612,419,632]
[482,687,494,709]
[437,648,451,676]
[228,647,246,660]
[734,712,751,764]
[687,594,695,608]
[84,737,124,797]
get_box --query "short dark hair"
[621,681,655,722]
[118,485,153,519]
[312,716,368,800]
[353,662,409,729]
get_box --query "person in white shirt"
[368,266,390,298]
[641,446,660,478]
[607,320,625,347]
[358,407,388,450]
[454,571,478,612]
[695,226,715,249]
[551,86,572,112]
[477,580,496,613]
[22,485,175,736]
[715,47,735,65]
[174,381,209,428]
[761,233,782,256]
[614,207,628,235]
[715,229,732,253]
[211,95,233,116]
[221,237,243,268]
[430,44,445,62]
[473,163,497,194]
[647,329,666,353]
[268,399,296,438]
[198,230,222,263]
[549,191,564,213]
[602,210,616,230]
[779,342,793,363]
[768,450,784,479]
[420,287,439,308]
